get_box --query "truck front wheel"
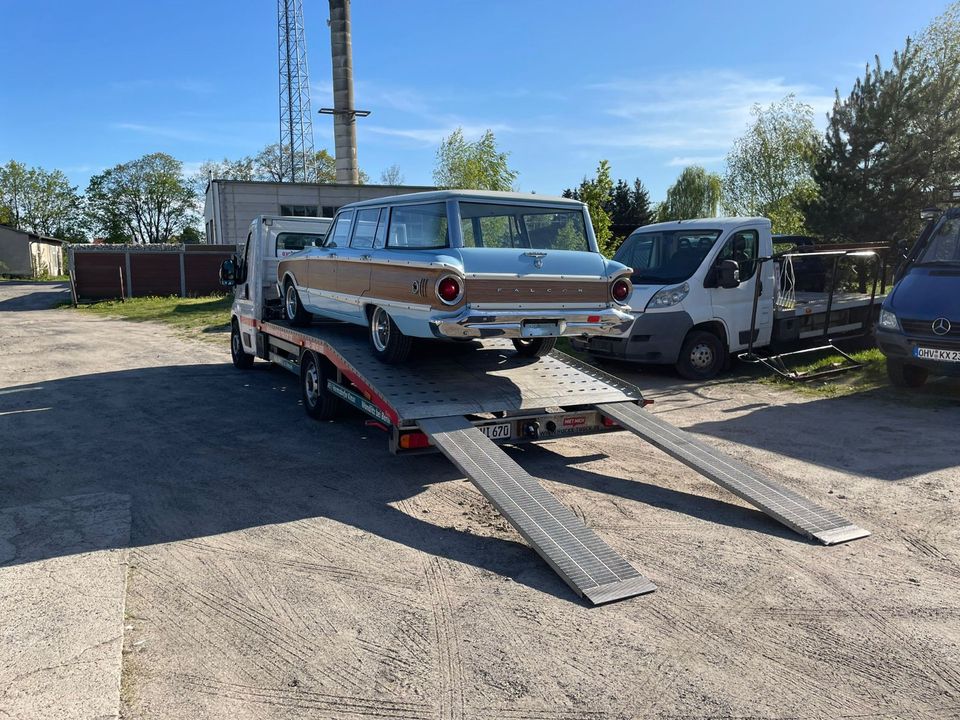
[676,330,726,380]
[887,359,928,388]
[300,352,340,420]
[231,320,254,369]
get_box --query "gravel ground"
[1,281,959,720]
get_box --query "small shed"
[0,226,64,277]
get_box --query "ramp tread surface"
[598,402,870,545]
[419,415,656,604]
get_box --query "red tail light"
[399,431,432,449]
[437,276,462,304]
[611,277,631,304]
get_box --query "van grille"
[901,318,960,339]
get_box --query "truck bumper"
[571,310,693,364]
[430,306,634,340]
[876,328,960,377]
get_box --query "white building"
[203,180,434,245]
[0,226,64,277]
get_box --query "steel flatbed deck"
[240,316,869,604]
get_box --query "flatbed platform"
[241,316,871,604]
[774,291,885,319]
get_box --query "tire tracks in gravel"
[775,541,960,717]
[397,495,467,720]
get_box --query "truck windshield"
[459,202,590,251]
[613,229,722,283]
[917,216,960,265]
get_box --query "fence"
[69,244,236,302]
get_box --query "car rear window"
[276,231,327,257]
[459,202,590,251]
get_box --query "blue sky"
[0,0,950,201]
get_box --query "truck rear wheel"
[301,351,340,420]
[512,337,557,358]
[284,280,312,327]
[676,330,726,380]
[369,306,413,364]
[887,359,928,388]
[231,320,254,369]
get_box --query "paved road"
[2,281,959,720]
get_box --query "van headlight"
[647,282,689,310]
[878,309,900,330]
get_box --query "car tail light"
[611,277,631,304]
[399,431,432,449]
[436,275,463,305]
[587,315,601,323]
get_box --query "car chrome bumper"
[430,307,634,339]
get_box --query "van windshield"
[459,202,590,251]
[613,229,722,283]
[917,216,960,265]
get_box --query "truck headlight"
[646,282,689,310]
[878,309,900,330]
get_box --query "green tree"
[723,95,820,234]
[606,178,654,238]
[658,166,722,221]
[576,160,615,255]
[433,128,518,191]
[806,32,960,244]
[0,160,84,238]
[86,153,196,244]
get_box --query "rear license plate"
[480,423,511,439]
[521,321,561,338]
[915,346,960,362]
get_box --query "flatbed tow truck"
[225,215,870,605]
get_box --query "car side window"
[327,210,354,248]
[717,230,759,281]
[373,208,389,249]
[387,203,448,249]
[351,208,381,249]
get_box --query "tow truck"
[221,214,870,605]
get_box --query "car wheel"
[676,330,726,380]
[284,280,312,327]
[512,337,557,358]
[231,320,254,369]
[369,306,412,364]
[300,351,340,420]
[887,359,928,387]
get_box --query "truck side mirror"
[219,257,237,286]
[716,259,741,289]
[896,238,910,255]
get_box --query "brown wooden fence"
[69,244,236,301]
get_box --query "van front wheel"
[887,359,928,388]
[676,330,726,380]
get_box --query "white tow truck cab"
[574,218,886,379]
[218,213,870,605]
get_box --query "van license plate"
[521,322,561,338]
[915,347,960,362]
[480,423,511,439]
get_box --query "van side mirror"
[716,259,741,289]
[219,257,237,286]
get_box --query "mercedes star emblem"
[932,317,951,336]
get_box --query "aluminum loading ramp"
[419,416,656,604]
[597,402,870,545]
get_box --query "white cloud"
[112,122,206,142]
[666,155,725,167]
[365,122,514,147]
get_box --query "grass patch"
[759,348,887,397]
[74,295,232,340]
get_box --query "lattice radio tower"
[278,0,317,182]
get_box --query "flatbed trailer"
[235,315,870,604]
[225,215,869,605]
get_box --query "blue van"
[876,207,960,386]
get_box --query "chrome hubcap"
[689,343,714,370]
[304,362,319,407]
[285,284,298,319]
[232,329,241,356]
[372,308,390,352]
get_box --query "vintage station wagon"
[277,190,634,363]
